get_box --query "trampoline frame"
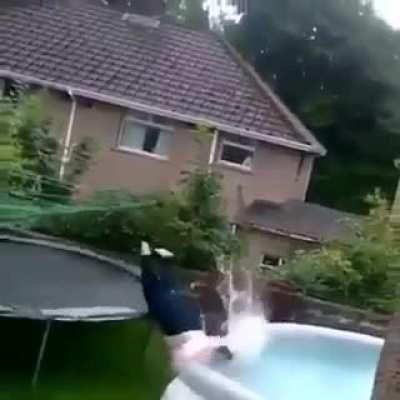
[0,231,146,388]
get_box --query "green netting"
[0,161,123,228]
[0,186,143,232]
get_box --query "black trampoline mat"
[0,241,147,319]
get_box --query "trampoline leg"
[32,320,52,389]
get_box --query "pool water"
[216,324,383,400]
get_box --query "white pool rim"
[162,323,384,400]
[266,323,384,347]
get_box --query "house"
[0,0,347,269]
[236,199,352,269]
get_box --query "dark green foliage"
[271,192,400,313]
[34,169,240,270]
[64,136,96,184]
[0,96,19,188]
[167,0,209,29]
[226,0,400,213]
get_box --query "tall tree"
[0,94,94,203]
[226,0,400,213]
[167,0,209,29]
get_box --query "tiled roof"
[0,2,324,153]
[237,200,352,242]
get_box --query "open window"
[118,117,170,158]
[218,140,254,170]
[260,254,284,270]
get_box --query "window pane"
[142,127,160,153]
[120,121,146,150]
[261,254,283,269]
[221,144,253,167]
[119,120,169,156]
[154,128,169,156]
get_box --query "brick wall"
[263,282,390,337]
[372,313,400,399]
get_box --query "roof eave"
[0,69,324,155]
[219,37,327,157]
[238,221,321,243]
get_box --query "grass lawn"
[0,318,171,400]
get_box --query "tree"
[34,168,240,270]
[167,0,209,29]
[271,191,400,313]
[0,94,95,202]
[0,98,19,189]
[226,0,400,213]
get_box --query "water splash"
[163,267,269,400]
[170,264,268,370]
[221,267,269,362]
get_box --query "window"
[118,118,170,158]
[219,141,254,170]
[2,79,28,98]
[260,254,284,270]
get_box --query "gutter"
[59,88,77,179]
[218,37,327,157]
[238,221,320,243]
[0,69,322,155]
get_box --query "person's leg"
[140,242,202,335]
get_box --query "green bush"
[0,93,95,202]
[271,192,400,313]
[34,169,240,271]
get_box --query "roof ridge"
[159,14,213,34]
[217,34,326,156]
[1,0,122,18]
[1,4,326,154]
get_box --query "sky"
[205,0,400,29]
[373,0,400,28]
[206,0,400,29]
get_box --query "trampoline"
[0,233,148,389]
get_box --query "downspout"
[59,89,77,180]
[208,129,219,165]
[231,224,237,235]
[297,154,315,201]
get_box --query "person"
[190,281,228,337]
[140,242,202,335]
[140,242,233,369]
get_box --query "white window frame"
[117,116,172,161]
[0,79,5,98]
[218,140,255,171]
[259,254,284,270]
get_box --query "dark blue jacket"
[141,253,202,336]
